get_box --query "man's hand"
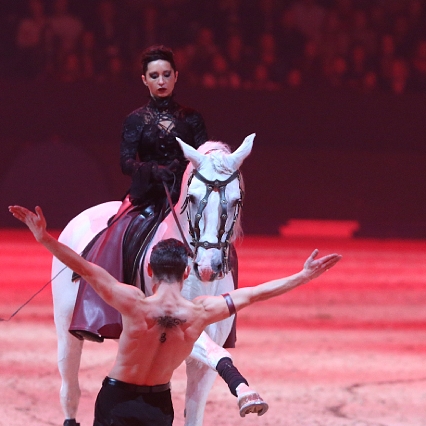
[303,249,342,281]
[8,205,47,242]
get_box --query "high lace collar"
[149,94,175,112]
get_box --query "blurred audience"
[5,0,426,94]
[411,39,426,91]
[201,52,242,89]
[48,0,84,75]
[14,0,48,78]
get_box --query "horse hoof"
[63,419,80,426]
[238,392,269,417]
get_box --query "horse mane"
[197,141,230,155]
[197,141,231,174]
[197,141,244,241]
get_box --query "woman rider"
[69,45,267,419]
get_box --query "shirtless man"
[9,205,341,425]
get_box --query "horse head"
[176,133,255,282]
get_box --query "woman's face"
[142,60,178,98]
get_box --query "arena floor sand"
[1,231,426,426]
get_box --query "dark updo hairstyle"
[141,45,176,75]
[149,238,190,282]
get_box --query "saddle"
[68,201,238,347]
[69,203,165,342]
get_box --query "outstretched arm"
[198,249,342,324]
[8,205,142,312]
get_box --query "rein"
[162,181,194,257]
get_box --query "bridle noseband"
[181,169,244,278]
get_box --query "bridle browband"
[180,168,244,278]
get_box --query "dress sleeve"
[189,110,208,148]
[120,112,144,176]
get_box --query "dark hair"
[141,45,176,75]
[149,238,189,282]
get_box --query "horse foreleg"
[188,330,232,370]
[184,357,218,426]
[187,329,269,419]
[57,331,84,420]
[52,258,84,423]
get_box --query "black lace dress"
[121,95,208,207]
[69,95,208,342]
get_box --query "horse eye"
[188,194,196,204]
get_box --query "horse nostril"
[212,261,223,274]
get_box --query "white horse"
[51,134,255,426]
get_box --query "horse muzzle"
[193,247,225,282]
[193,263,222,282]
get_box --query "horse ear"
[228,133,255,170]
[176,137,203,169]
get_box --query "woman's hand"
[151,159,179,183]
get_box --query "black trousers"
[93,378,174,426]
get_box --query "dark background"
[1,79,425,237]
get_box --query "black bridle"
[180,169,244,279]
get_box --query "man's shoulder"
[191,295,220,313]
[120,299,152,327]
